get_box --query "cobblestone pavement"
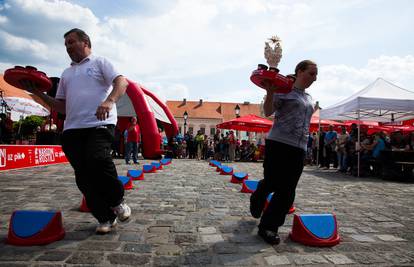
[0,159,413,266]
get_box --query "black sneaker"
[250,183,267,218]
[258,228,280,245]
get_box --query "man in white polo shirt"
[26,28,131,234]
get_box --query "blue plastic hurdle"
[209,160,221,167]
[143,164,156,173]
[118,175,133,190]
[220,166,233,175]
[160,158,172,165]
[289,214,340,247]
[241,180,259,193]
[231,172,248,183]
[151,161,162,170]
[7,210,65,246]
[127,169,144,180]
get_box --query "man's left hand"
[95,100,113,121]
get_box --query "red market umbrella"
[217,114,273,132]
[343,120,379,127]
[309,109,343,132]
[378,125,414,134]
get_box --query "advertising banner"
[0,145,68,171]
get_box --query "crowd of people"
[164,130,264,162]
[306,123,414,176]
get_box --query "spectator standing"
[317,127,326,167]
[125,117,140,164]
[228,130,236,162]
[336,126,349,172]
[194,130,204,160]
[323,125,338,169]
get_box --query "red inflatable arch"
[124,80,178,159]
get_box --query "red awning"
[217,114,273,132]
[309,109,343,132]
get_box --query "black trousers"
[62,125,124,223]
[256,139,305,231]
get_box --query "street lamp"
[234,104,241,118]
[183,111,188,134]
[234,104,241,140]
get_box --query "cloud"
[1,0,99,41]
[312,55,414,108]
[0,0,412,110]
[0,0,102,70]
[0,30,49,61]
[140,81,190,103]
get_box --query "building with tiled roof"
[166,98,264,136]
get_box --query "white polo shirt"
[56,55,120,131]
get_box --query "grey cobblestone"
[323,253,354,265]
[34,251,71,262]
[0,159,413,266]
[65,251,104,264]
[123,243,152,253]
[106,253,151,265]
[264,255,290,265]
[292,254,330,265]
[346,252,387,264]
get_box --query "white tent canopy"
[320,78,414,122]
[116,93,170,123]
[5,96,50,121]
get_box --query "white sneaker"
[96,219,117,234]
[112,203,131,222]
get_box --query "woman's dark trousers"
[254,139,305,232]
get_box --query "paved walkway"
[0,159,413,266]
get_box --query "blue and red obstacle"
[151,161,162,170]
[79,196,90,212]
[7,210,65,246]
[160,158,172,165]
[241,180,259,193]
[143,164,156,173]
[118,176,134,190]
[289,214,340,247]
[220,166,234,175]
[209,160,221,167]
[231,172,248,183]
[127,169,144,180]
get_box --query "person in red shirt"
[228,130,236,162]
[125,117,140,164]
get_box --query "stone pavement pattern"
[0,159,413,266]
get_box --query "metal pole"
[316,116,321,168]
[357,111,360,177]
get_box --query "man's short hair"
[64,28,91,48]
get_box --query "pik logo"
[0,149,6,167]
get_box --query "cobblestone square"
[0,159,413,266]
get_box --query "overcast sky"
[1,0,413,108]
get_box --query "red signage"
[0,145,68,171]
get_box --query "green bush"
[14,115,45,139]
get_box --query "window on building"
[210,128,216,135]
[200,127,205,134]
